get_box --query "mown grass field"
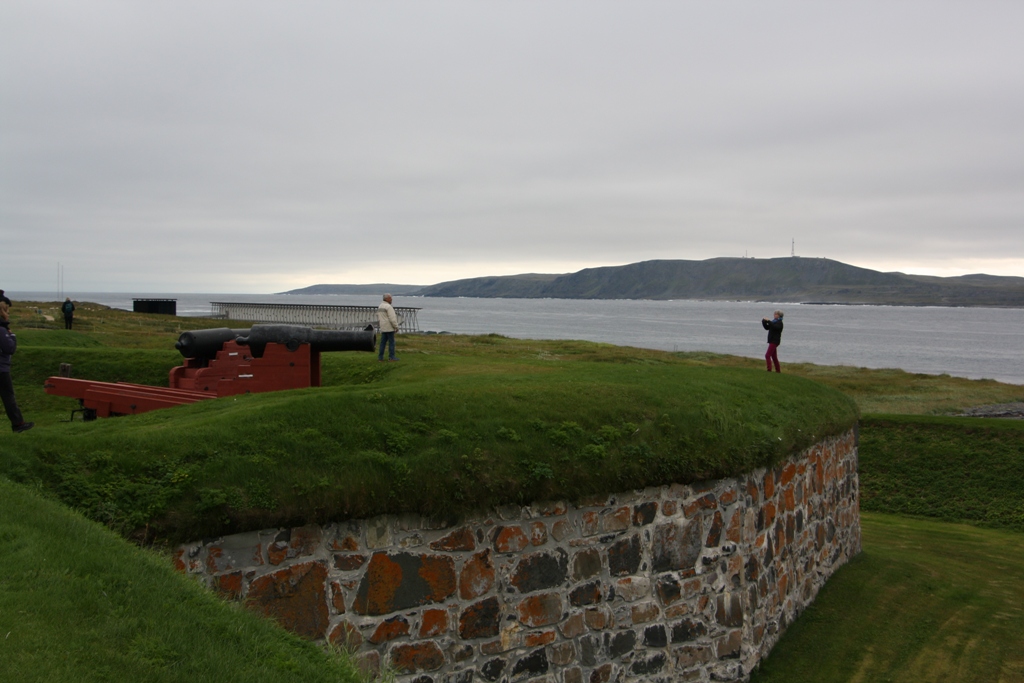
[2,300,1024,682]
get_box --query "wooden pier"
[209,302,421,332]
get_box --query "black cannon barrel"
[234,324,376,357]
[175,328,251,359]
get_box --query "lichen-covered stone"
[247,560,329,639]
[671,619,708,643]
[431,527,476,552]
[460,596,501,639]
[371,616,411,644]
[420,608,449,637]
[517,593,563,628]
[607,534,641,577]
[459,549,495,600]
[352,553,456,615]
[632,502,657,526]
[334,554,367,571]
[569,581,602,607]
[493,526,530,553]
[511,648,548,679]
[391,642,446,673]
[651,519,703,573]
[511,549,569,593]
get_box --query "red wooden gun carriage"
[44,324,375,419]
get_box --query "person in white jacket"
[377,294,400,361]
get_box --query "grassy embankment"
[2,300,1023,682]
[1,302,857,543]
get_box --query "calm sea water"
[12,291,1024,385]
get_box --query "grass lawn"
[0,478,362,683]
[750,512,1024,683]
[859,415,1024,533]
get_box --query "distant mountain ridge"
[282,258,1024,307]
[277,283,424,295]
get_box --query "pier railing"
[209,302,420,333]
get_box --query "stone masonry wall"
[175,430,860,683]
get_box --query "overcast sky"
[2,1,1022,293]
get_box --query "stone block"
[460,549,496,600]
[614,576,650,602]
[606,630,636,658]
[608,534,641,576]
[511,648,549,679]
[431,527,476,552]
[391,641,446,673]
[512,549,569,593]
[494,526,530,553]
[213,571,244,599]
[352,552,457,615]
[683,493,717,518]
[589,663,613,683]
[671,619,708,643]
[584,606,612,630]
[366,518,392,549]
[518,593,563,628]
[535,501,568,517]
[247,560,329,639]
[718,488,738,506]
[530,521,548,546]
[630,601,659,624]
[525,630,556,647]
[572,548,602,581]
[600,506,631,533]
[579,635,601,666]
[548,640,575,666]
[330,580,346,613]
[559,611,585,638]
[655,575,681,605]
[581,512,600,537]
[205,533,263,573]
[370,615,410,644]
[715,593,743,627]
[673,644,713,668]
[705,511,724,547]
[329,621,364,650]
[652,519,703,573]
[631,652,667,674]
[460,596,501,639]
[642,624,667,648]
[551,519,572,542]
[716,629,742,660]
[420,608,449,637]
[481,657,507,681]
[330,534,360,552]
[633,501,657,526]
[334,554,367,571]
[569,580,602,607]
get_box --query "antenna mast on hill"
[791,239,795,257]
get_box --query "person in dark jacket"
[0,302,34,432]
[762,310,784,373]
[0,290,11,307]
[61,297,75,329]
